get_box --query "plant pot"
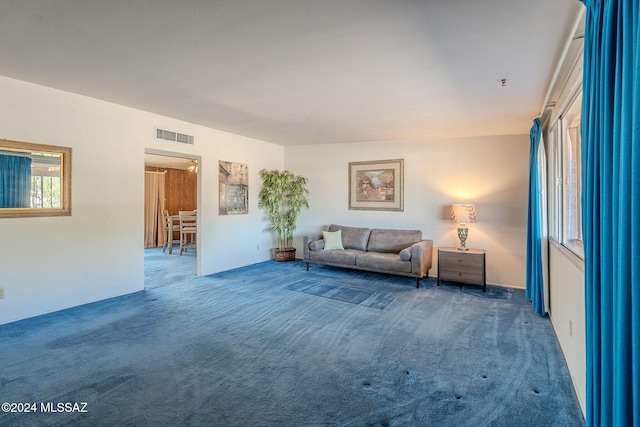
[274,247,296,262]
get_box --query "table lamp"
[450,204,476,251]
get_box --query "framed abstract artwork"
[348,159,403,211]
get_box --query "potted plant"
[258,169,310,261]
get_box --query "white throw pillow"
[322,230,344,250]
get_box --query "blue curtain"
[580,0,640,425]
[0,154,32,208]
[526,118,546,315]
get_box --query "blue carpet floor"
[285,279,397,309]
[0,248,584,426]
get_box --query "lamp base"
[457,227,469,251]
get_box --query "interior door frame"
[144,148,202,276]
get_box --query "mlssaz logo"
[40,402,88,413]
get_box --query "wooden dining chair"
[178,211,197,255]
[162,210,180,254]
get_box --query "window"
[550,93,583,258]
[30,152,63,208]
[547,124,561,242]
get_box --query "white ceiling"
[0,0,582,145]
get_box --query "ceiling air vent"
[155,127,194,145]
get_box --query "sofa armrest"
[410,240,433,277]
[303,233,323,260]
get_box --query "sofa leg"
[416,278,420,289]
[306,262,309,271]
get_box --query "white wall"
[548,245,586,413]
[285,135,529,288]
[0,76,282,325]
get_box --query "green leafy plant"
[258,169,310,250]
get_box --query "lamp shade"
[450,204,476,224]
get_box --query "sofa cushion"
[356,252,412,273]
[399,247,412,261]
[328,224,371,251]
[309,249,362,265]
[366,229,422,253]
[322,230,344,250]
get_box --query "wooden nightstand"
[437,247,486,292]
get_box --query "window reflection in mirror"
[0,139,71,218]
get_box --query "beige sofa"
[303,224,433,288]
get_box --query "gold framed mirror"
[0,139,72,218]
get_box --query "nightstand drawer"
[439,269,484,284]
[438,252,484,269]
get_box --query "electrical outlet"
[569,320,573,337]
[0,287,4,299]
[256,244,260,251]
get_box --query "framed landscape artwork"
[348,159,404,211]
[219,160,248,215]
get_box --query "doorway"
[144,150,201,279]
